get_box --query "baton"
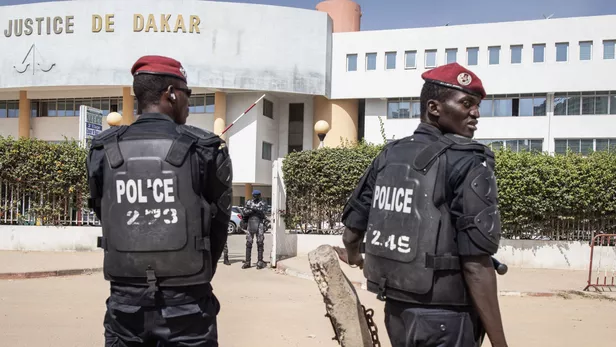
[492,257,508,275]
[220,94,267,135]
[358,243,507,275]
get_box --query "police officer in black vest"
[87,55,233,347]
[338,63,508,347]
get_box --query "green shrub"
[281,138,616,240]
[0,136,88,225]
[281,139,383,232]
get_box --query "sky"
[2,0,616,31]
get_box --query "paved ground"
[0,262,615,347]
[277,255,592,294]
[0,234,272,275]
[1,238,615,346]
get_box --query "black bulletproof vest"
[363,135,470,306]
[98,130,213,289]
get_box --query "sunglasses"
[175,87,192,98]
[160,86,193,98]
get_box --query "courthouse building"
[1,0,615,205]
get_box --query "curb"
[0,267,103,280]
[274,262,563,298]
[275,261,365,291]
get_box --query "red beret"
[131,55,187,83]
[421,63,486,99]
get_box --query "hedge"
[282,140,383,233]
[0,136,89,225]
[3,133,616,239]
[282,141,616,240]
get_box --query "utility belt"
[360,242,507,305]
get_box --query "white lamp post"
[314,120,331,149]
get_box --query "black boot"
[242,246,252,269]
[223,254,230,266]
[256,246,266,269]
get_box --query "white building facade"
[333,15,616,154]
[1,0,615,204]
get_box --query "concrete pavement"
[0,234,272,279]
[276,254,593,296]
[1,261,615,347]
[0,233,600,296]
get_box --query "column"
[122,87,135,125]
[313,96,358,148]
[244,183,253,202]
[214,92,227,139]
[18,90,30,138]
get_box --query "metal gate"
[584,234,616,292]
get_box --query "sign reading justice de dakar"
[3,13,201,38]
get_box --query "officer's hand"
[333,246,364,269]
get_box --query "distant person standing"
[242,190,268,269]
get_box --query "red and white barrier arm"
[221,94,267,135]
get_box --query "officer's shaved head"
[419,83,455,121]
[133,74,182,110]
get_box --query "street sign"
[78,105,103,148]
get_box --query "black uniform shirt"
[88,113,219,307]
[342,122,493,257]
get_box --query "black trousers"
[104,293,220,346]
[384,299,484,347]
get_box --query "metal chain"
[362,305,381,347]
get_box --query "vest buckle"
[146,268,158,293]
[377,277,387,301]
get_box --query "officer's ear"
[427,99,441,118]
[165,85,176,104]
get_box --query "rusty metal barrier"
[584,234,616,292]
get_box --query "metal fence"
[281,201,616,242]
[584,234,616,292]
[501,215,616,242]
[0,180,99,226]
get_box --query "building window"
[555,138,616,155]
[604,40,615,60]
[0,100,19,118]
[467,47,479,66]
[347,54,357,71]
[205,94,215,113]
[480,94,547,117]
[556,43,568,62]
[262,141,273,161]
[30,97,128,117]
[488,46,500,65]
[445,48,457,64]
[510,45,522,64]
[477,139,543,153]
[533,44,545,63]
[263,99,273,119]
[387,98,420,119]
[385,52,396,70]
[288,103,304,154]
[366,53,377,71]
[405,51,417,69]
[30,101,37,118]
[554,91,614,116]
[580,41,593,61]
[425,50,437,68]
[189,95,205,113]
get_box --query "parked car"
[228,206,244,234]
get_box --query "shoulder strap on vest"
[166,132,197,167]
[166,125,223,167]
[99,126,129,169]
[412,136,455,172]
